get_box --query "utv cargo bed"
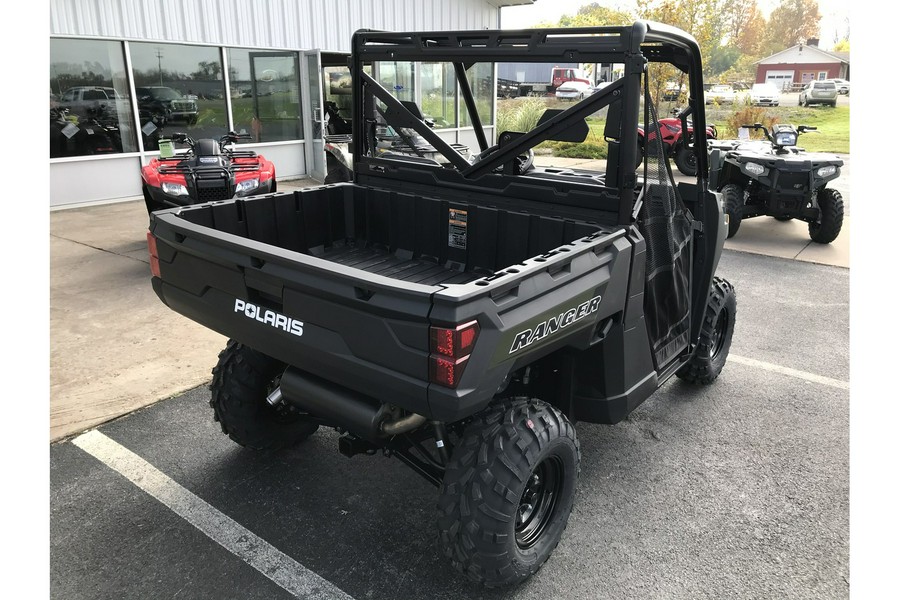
[150,182,630,423]
[165,182,609,282]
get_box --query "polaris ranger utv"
[147,21,736,587]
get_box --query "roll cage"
[349,21,710,227]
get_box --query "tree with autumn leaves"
[544,0,838,83]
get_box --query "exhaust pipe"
[274,368,425,443]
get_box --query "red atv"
[141,131,276,215]
[638,107,717,176]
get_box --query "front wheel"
[676,277,737,385]
[674,144,698,176]
[209,340,318,450]
[809,188,844,244]
[720,183,744,238]
[437,397,579,588]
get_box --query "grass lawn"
[706,103,849,154]
[499,97,850,158]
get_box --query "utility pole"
[157,49,164,85]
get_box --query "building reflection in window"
[227,49,303,143]
[50,38,138,157]
[129,42,227,151]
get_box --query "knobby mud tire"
[437,397,580,588]
[209,340,318,450]
[676,277,737,385]
[721,183,744,238]
[808,188,844,244]
[674,144,698,176]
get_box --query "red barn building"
[755,39,849,90]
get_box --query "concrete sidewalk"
[49,164,850,442]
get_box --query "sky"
[501,0,850,49]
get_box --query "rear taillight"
[147,232,161,278]
[429,321,480,388]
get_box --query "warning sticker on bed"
[448,209,468,249]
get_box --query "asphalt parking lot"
[50,249,849,599]
[48,165,851,598]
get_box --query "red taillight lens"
[429,355,470,389]
[430,321,479,359]
[147,232,161,278]
[429,321,479,388]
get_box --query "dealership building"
[50,0,529,208]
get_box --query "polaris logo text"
[234,299,304,337]
[509,295,602,354]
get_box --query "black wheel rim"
[515,456,564,549]
[708,308,729,360]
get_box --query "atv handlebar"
[165,131,251,152]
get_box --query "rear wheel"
[324,160,351,184]
[721,183,744,238]
[209,340,318,450]
[437,397,579,588]
[809,188,844,244]
[676,277,736,385]
[674,144,698,176]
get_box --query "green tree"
[636,0,726,73]
[708,45,742,75]
[761,0,821,56]
[546,2,634,28]
[832,39,849,53]
[721,0,766,55]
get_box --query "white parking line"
[72,430,355,600]
[730,354,850,390]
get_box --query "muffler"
[273,367,425,443]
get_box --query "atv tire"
[676,277,736,385]
[674,144,698,176]
[437,397,580,588]
[209,340,318,450]
[721,183,744,238]
[808,188,844,244]
[324,163,351,184]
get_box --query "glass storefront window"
[227,49,303,143]
[460,63,494,128]
[129,42,227,150]
[50,38,138,157]
[420,63,456,129]
[324,64,353,135]
[374,61,416,103]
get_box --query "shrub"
[725,104,776,139]
[496,97,550,134]
[545,141,608,160]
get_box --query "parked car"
[555,80,593,100]
[828,78,850,95]
[136,86,199,124]
[749,82,780,106]
[590,81,613,95]
[662,81,685,101]
[58,86,129,120]
[798,80,838,107]
[705,84,735,105]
